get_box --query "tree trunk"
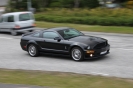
[102,0,107,7]
[74,0,80,8]
[16,0,19,8]
[43,0,48,7]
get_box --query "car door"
[3,15,15,32]
[40,31,67,53]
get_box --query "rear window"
[19,13,33,21]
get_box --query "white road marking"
[0,37,14,40]
[91,72,109,76]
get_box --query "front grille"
[94,41,107,49]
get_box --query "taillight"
[15,25,21,29]
[32,23,36,27]
[24,46,26,49]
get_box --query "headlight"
[87,46,90,49]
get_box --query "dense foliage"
[6,0,133,27]
[7,0,99,12]
[35,8,133,26]
[126,0,133,8]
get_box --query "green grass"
[36,21,133,34]
[0,69,133,88]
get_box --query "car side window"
[64,29,79,35]
[32,32,40,37]
[19,13,31,21]
[0,17,3,23]
[7,15,14,22]
[43,32,59,39]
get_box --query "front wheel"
[28,44,39,57]
[71,47,84,61]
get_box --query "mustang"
[20,27,110,61]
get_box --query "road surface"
[0,31,133,79]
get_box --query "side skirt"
[40,52,70,57]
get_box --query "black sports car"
[20,27,110,61]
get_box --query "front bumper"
[84,44,110,59]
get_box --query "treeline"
[7,0,133,27]
[8,0,133,12]
[8,0,99,11]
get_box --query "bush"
[35,8,133,26]
[127,0,133,8]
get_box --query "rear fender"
[26,40,41,51]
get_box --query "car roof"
[44,27,70,32]
[2,11,32,16]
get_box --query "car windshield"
[58,28,84,40]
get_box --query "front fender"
[69,42,88,52]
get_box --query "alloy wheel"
[28,45,37,57]
[71,47,83,61]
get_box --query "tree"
[81,0,99,8]
[74,0,80,8]
[102,0,106,7]
[42,0,49,7]
[7,0,100,12]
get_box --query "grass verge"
[0,69,133,88]
[36,21,133,34]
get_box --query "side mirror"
[54,37,61,42]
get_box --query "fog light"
[90,54,93,57]
[87,50,94,54]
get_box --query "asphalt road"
[0,31,133,79]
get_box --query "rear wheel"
[29,30,34,32]
[11,30,17,36]
[28,44,39,57]
[71,47,84,61]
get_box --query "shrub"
[35,8,133,26]
[127,0,133,8]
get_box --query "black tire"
[71,47,84,61]
[29,30,34,32]
[28,44,39,57]
[11,30,17,36]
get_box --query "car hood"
[69,35,107,47]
